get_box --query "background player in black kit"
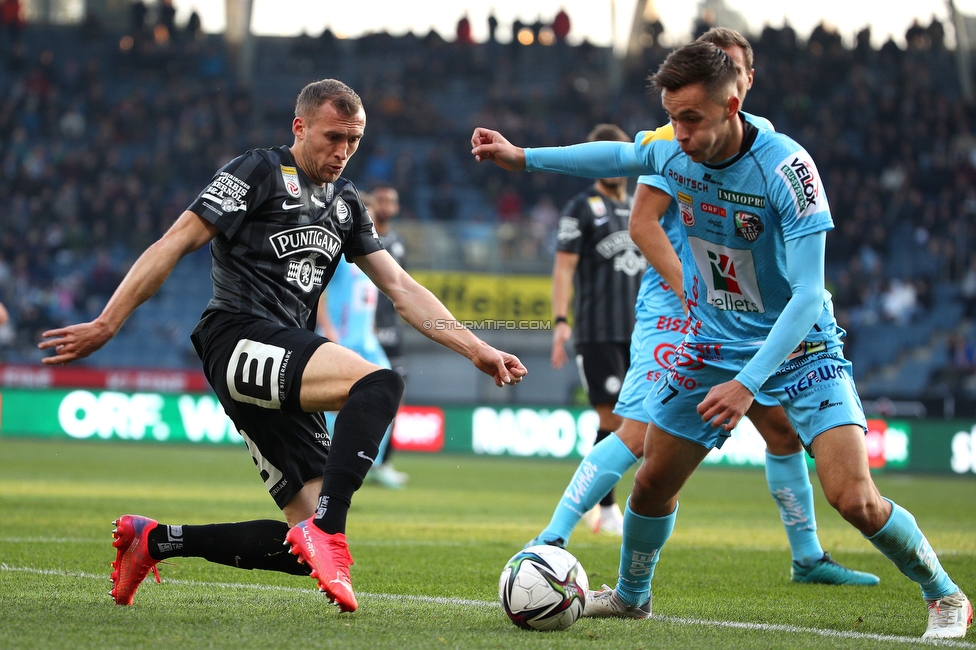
[549,124,646,536]
[38,79,526,613]
[366,183,410,489]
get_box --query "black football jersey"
[374,228,405,352]
[188,145,383,331]
[556,186,645,344]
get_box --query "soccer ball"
[498,545,588,631]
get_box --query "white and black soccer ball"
[498,545,588,631]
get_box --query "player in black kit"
[366,183,410,488]
[39,79,526,613]
[550,124,645,536]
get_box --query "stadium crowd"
[0,10,975,399]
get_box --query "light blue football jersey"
[527,115,838,348]
[633,111,775,326]
[326,259,385,358]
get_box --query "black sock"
[315,368,404,534]
[594,428,617,507]
[146,520,310,576]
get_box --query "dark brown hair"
[696,27,754,71]
[587,123,630,143]
[648,42,738,103]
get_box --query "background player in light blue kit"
[319,199,406,489]
[471,41,971,639]
[526,27,877,588]
[550,123,642,537]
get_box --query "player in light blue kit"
[526,28,876,588]
[319,252,404,489]
[472,41,971,639]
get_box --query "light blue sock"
[866,498,958,600]
[765,451,824,565]
[375,423,393,464]
[539,433,638,543]
[616,500,676,607]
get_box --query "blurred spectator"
[496,185,524,222]
[529,194,559,253]
[429,182,458,221]
[881,278,917,325]
[456,13,472,45]
[487,12,498,43]
[950,333,976,372]
[129,0,147,35]
[185,10,202,40]
[158,0,176,39]
[552,8,570,42]
[961,255,976,318]
[1,0,23,40]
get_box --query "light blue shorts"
[615,309,777,423]
[643,339,866,450]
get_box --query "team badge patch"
[557,217,581,243]
[587,196,607,217]
[734,211,764,242]
[281,165,301,198]
[201,171,250,214]
[678,191,695,227]
[334,197,350,223]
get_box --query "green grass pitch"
[1,437,973,649]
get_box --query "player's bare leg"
[813,425,971,638]
[749,404,879,585]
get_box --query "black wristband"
[554,316,569,325]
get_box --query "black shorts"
[191,311,331,509]
[575,341,630,406]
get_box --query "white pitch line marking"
[1,564,972,647]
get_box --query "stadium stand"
[1,12,975,409]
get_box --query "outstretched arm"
[354,249,527,387]
[471,128,652,178]
[38,211,218,364]
[631,183,685,310]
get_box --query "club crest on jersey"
[678,191,695,227]
[334,198,350,223]
[280,165,301,198]
[287,254,327,293]
[587,196,607,217]
[734,211,764,242]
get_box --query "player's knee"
[632,465,676,506]
[348,368,404,419]
[828,487,885,531]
